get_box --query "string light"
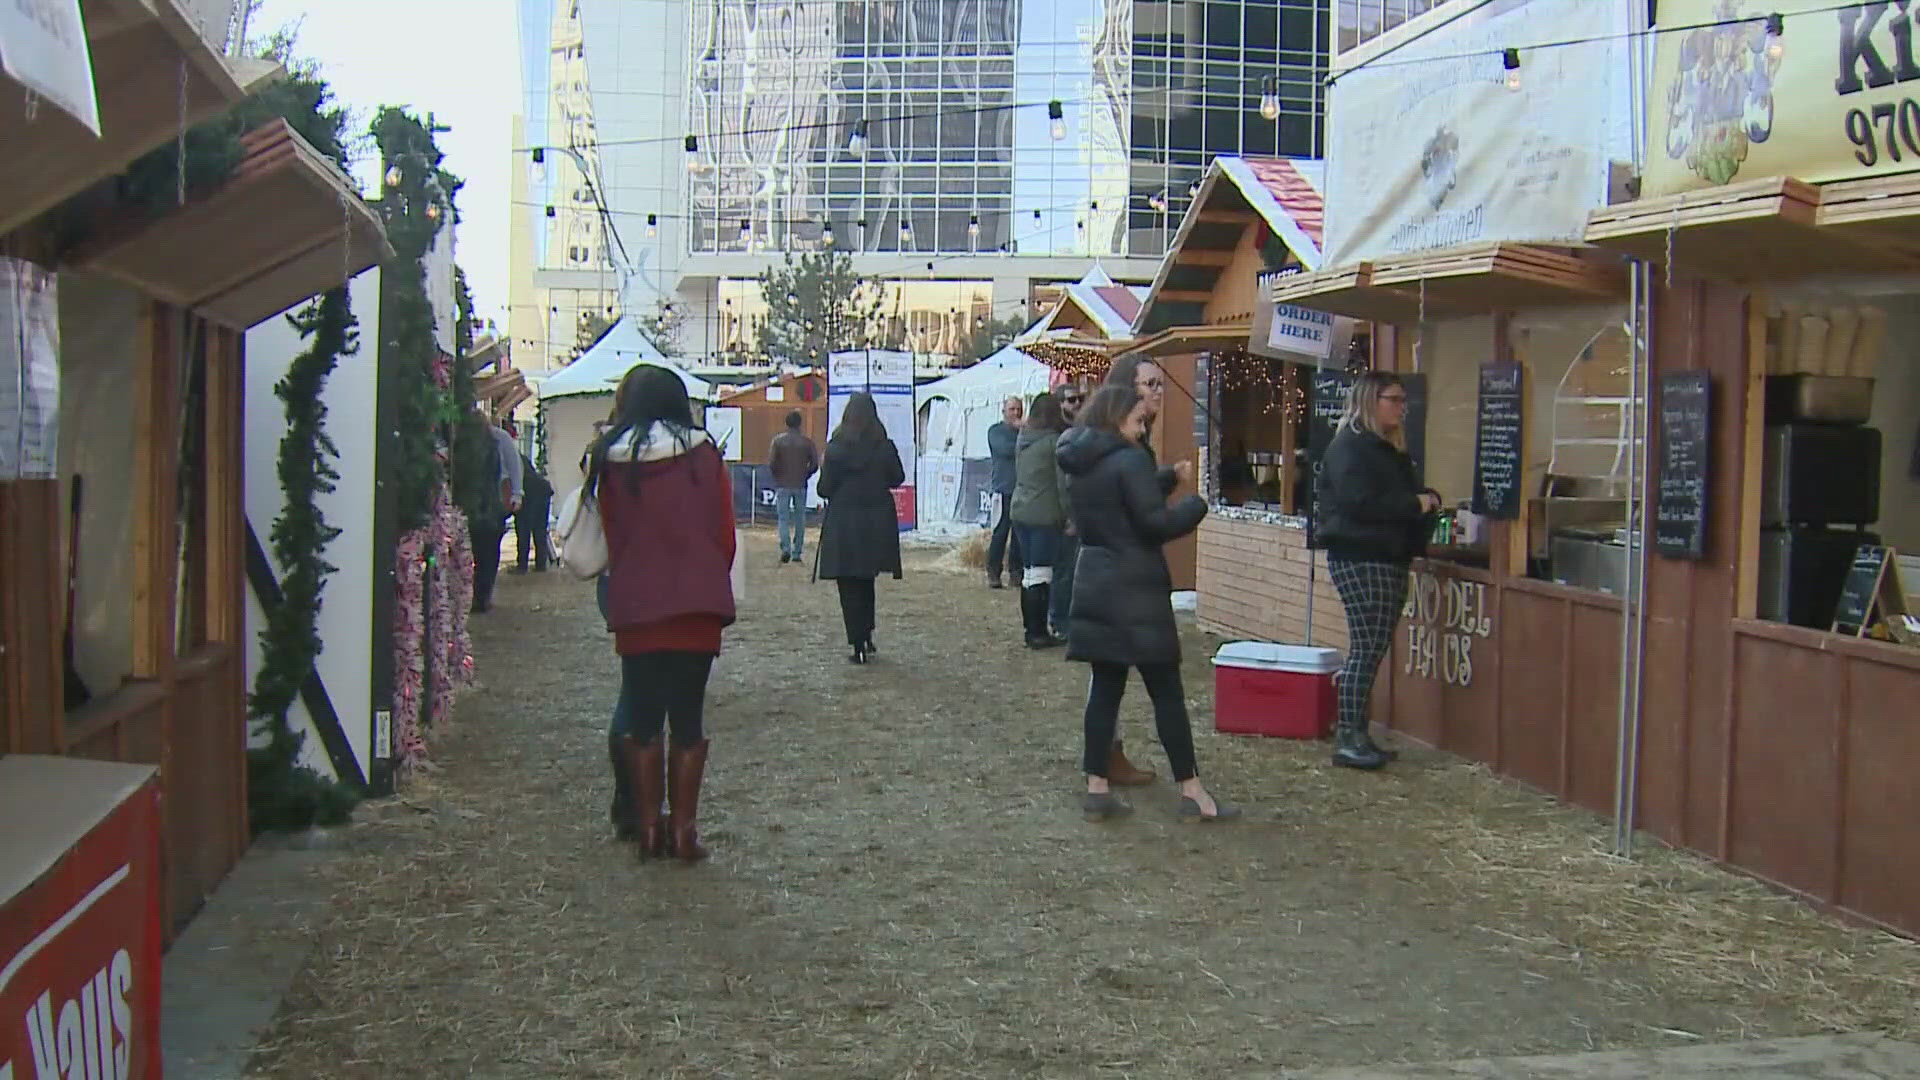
[1258,75,1280,120]
[926,261,936,280]
[1149,190,1167,213]
[646,212,657,238]
[739,219,751,244]
[425,202,441,221]
[849,117,869,157]
[1503,48,1522,91]
[822,222,834,246]
[899,220,913,245]
[1048,99,1066,140]
[385,165,403,187]
[685,134,702,171]
[1765,13,1784,59]
[968,213,980,240]
[1188,178,1202,199]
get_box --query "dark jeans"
[1051,535,1079,633]
[470,516,507,611]
[986,493,1023,578]
[835,576,876,645]
[515,495,553,570]
[598,576,630,738]
[1082,661,1198,782]
[618,651,715,747]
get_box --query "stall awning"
[0,0,273,236]
[1585,176,1920,281]
[1814,173,1920,257]
[1121,322,1251,359]
[1267,243,1625,324]
[476,368,526,404]
[77,120,390,328]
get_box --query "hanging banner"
[826,350,916,530]
[1323,0,1635,267]
[0,0,100,134]
[1645,0,1920,196]
[0,258,61,480]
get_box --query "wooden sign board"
[1472,361,1524,520]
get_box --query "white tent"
[917,342,1053,460]
[540,317,714,503]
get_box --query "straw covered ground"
[245,529,1918,1079]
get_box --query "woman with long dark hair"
[589,364,736,861]
[1058,384,1237,822]
[1314,371,1440,771]
[816,391,905,664]
[1010,391,1070,648]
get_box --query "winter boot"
[608,733,637,841]
[622,736,670,857]
[667,738,712,863]
[1108,740,1155,786]
[1331,720,1389,771]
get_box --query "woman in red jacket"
[588,365,737,862]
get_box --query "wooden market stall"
[0,109,388,937]
[715,370,827,466]
[1122,155,1329,596]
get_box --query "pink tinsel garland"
[391,482,477,775]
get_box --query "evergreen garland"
[247,288,361,834]
[449,266,497,523]
[372,108,463,531]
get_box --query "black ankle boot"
[1331,725,1389,771]
[608,732,638,839]
[1021,586,1057,648]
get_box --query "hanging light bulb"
[1047,99,1066,141]
[385,164,403,188]
[1259,75,1281,120]
[1032,208,1042,221]
[646,212,658,238]
[425,202,441,221]
[739,219,752,245]
[926,261,936,280]
[822,222,835,247]
[786,290,799,306]
[1188,178,1202,198]
[849,117,869,158]
[1503,48,1522,91]
[529,147,546,184]
[1765,13,1785,60]
[899,220,913,246]
[685,134,702,172]
[968,213,980,240]
[545,205,557,218]
[1149,190,1167,213]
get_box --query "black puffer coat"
[816,434,905,580]
[1057,426,1207,665]
[1313,424,1431,564]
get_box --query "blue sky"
[253,0,521,328]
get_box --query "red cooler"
[1212,641,1342,739]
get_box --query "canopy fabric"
[917,343,1053,459]
[537,316,713,401]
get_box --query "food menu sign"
[1645,0,1920,196]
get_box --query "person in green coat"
[1010,392,1071,649]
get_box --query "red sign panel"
[0,778,162,1080]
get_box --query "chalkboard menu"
[1471,362,1525,520]
[1654,371,1712,560]
[1832,544,1892,635]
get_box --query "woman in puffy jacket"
[1313,371,1441,772]
[589,365,737,862]
[1056,384,1238,823]
[1010,391,1069,649]
[816,391,905,664]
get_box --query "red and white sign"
[0,757,162,1080]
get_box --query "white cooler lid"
[1212,640,1343,674]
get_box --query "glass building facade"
[681,0,1331,262]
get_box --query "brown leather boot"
[1108,740,1155,786]
[622,736,669,858]
[667,738,711,863]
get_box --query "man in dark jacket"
[768,410,819,565]
[1049,380,1088,638]
[512,441,555,573]
[984,396,1024,588]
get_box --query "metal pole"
[1612,262,1654,856]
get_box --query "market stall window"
[1508,306,1639,595]
[1207,348,1310,513]
[1748,286,1920,643]
[1394,315,1491,570]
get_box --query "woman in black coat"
[1314,371,1441,771]
[1058,384,1238,822]
[816,391,905,664]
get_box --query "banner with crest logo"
[1646,0,1920,196]
[1323,0,1635,268]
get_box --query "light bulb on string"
[1503,48,1522,91]
[1765,13,1784,60]
[685,134,702,172]
[822,222,835,247]
[646,212,658,238]
[1149,190,1167,213]
[1258,76,1281,121]
[968,213,980,240]
[385,165,403,188]
[738,219,752,245]
[1047,99,1066,141]
[849,117,869,158]
[926,261,936,280]
[425,202,442,221]
[899,220,913,246]
[1188,178,1202,199]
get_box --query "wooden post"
[1735,294,1767,619]
[0,480,64,755]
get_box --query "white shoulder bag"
[552,484,608,580]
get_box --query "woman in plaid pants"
[1312,372,1442,771]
